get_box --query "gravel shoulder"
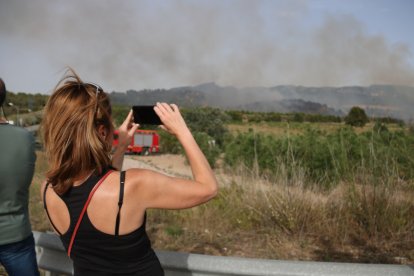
[122,154,192,178]
[122,154,231,186]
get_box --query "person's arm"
[111,110,139,170]
[128,103,218,209]
[27,130,36,185]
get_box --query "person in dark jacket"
[0,78,40,276]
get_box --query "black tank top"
[44,169,164,276]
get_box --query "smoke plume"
[0,0,413,92]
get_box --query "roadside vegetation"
[28,105,414,264]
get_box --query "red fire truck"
[112,129,160,155]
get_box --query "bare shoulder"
[124,168,172,196]
[124,168,166,187]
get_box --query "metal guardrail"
[33,231,414,276]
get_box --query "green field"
[29,117,414,264]
[227,121,404,136]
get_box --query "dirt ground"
[123,154,231,186]
[123,154,192,177]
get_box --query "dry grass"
[29,151,414,264]
[227,122,404,136]
[146,166,414,264]
[30,151,52,232]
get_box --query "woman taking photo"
[41,69,218,275]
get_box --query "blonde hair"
[41,68,113,195]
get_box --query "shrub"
[182,107,229,147]
[293,113,305,123]
[375,117,405,126]
[224,126,414,188]
[193,132,221,167]
[345,106,369,127]
[111,105,130,126]
[159,131,182,154]
[225,110,243,122]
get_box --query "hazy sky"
[1,0,414,94]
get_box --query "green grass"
[227,121,405,136]
[29,121,414,264]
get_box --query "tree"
[293,112,304,122]
[182,107,229,147]
[345,106,369,127]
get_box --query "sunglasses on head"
[83,82,103,97]
[77,82,107,122]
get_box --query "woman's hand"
[154,103,189,137]
[111,110,139,170]
[117,110,139,150]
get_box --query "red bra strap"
[67,170,113,257]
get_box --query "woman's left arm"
[111,110,139,170]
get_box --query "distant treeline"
[225,110,405,125]
[1,92,405,127]
[225,110,342,123]
[112,105,345,126]
[1,91,48,115]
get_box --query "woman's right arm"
[127,103,218,210]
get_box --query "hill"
[109,83,414,119]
